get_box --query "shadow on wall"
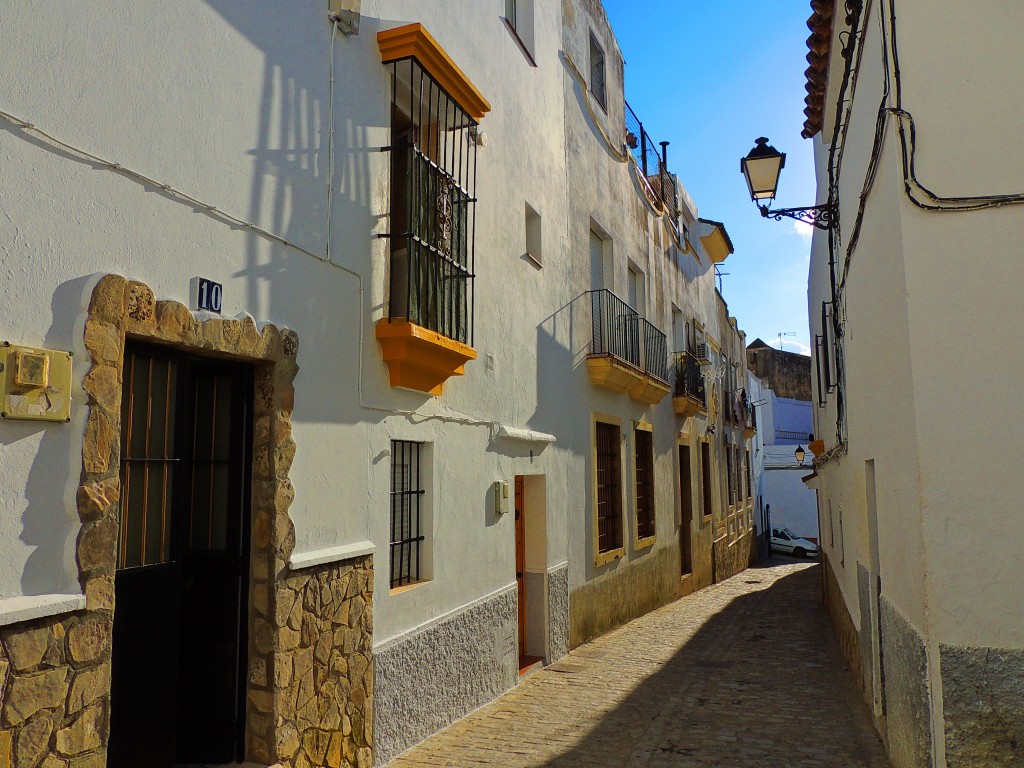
[15,276,96,596]
[535,564,885,767]
[203,2,417,426]
[529,294,590,443]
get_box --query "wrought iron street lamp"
[740,137,837,230]
[794,445,806,464]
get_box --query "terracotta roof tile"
[802,0,835,138]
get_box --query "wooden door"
[515,475,526,658]
[679,446,693,575]
[109,345,251,768]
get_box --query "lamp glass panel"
[743,155,784,200]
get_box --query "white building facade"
[800,1,1024,766]
[0,2,757,766]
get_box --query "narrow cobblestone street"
[387,560,889,768]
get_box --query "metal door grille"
[390,440,425,587]
[189,371,234,552]
[119,352,178,569]
[596,422,622,553]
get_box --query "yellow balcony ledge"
[672,395,706,418]
[586,355,669,405]
[630,375,670,405]
[375,319,476,395]
[698,218,735,265]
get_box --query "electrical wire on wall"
[836,0,1024,292]
[0,20,498,434]
[815,0,1024,463]
[819,0,872,454]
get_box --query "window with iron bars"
[390,440,426,588]
[384,58,478,345]
[595,422,623,553]
[634,428,655,540]
[589,33,607,111]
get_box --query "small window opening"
[589,33,607,111]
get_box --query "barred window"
[634,429,655,540]
[596,422,622,553]
[390,440,426,587]
[385,58,478,344]
[589,33,606,111]
[745,448,752,500]
[700,441,712,519]
[726,443,735,506]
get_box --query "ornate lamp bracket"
[758,202,838,230]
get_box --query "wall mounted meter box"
[493,480,510,516]
[0,342,73,422]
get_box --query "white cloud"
[774,338,812,356]
[791,220,813,238]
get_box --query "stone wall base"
[373,587,517,766]
[681,523,714,597]
[821,552,864,697]
[545,564,570,663]
[1,611,110,768]
[879,597,930,768]
[255,556,374,768]
[711,528,755,584]
[569,545,680,649]
[940,643,1024,766]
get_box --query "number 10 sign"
[190,277,223,314]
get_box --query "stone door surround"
[1,274,374,768]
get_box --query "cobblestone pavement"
[386,560,890,768]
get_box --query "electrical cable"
[817,0,1024,466]
[0,21,496,432]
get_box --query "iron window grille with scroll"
[383,58,478,345]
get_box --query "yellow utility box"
[0,342,73,422]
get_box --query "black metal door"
[109,345,252,768]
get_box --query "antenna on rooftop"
[776,331,795,350]
[715,266,730,293]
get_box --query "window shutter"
[627,268,638,310]
[590,230,604,291]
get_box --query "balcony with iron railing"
[585,289,670,404]
[625,101,678,223]
[672,352,706,417]
[375,48,483,396]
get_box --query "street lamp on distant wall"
[740,137,837,230]
[794,445,806,465]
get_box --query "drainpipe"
[659,141,669,207]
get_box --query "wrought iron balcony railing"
[388,147,474,344]
[625,101,678,219]
[673,352,706,408]
[588,289,668,384]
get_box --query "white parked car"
[770,527,819,558]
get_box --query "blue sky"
[602,0,817,355]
